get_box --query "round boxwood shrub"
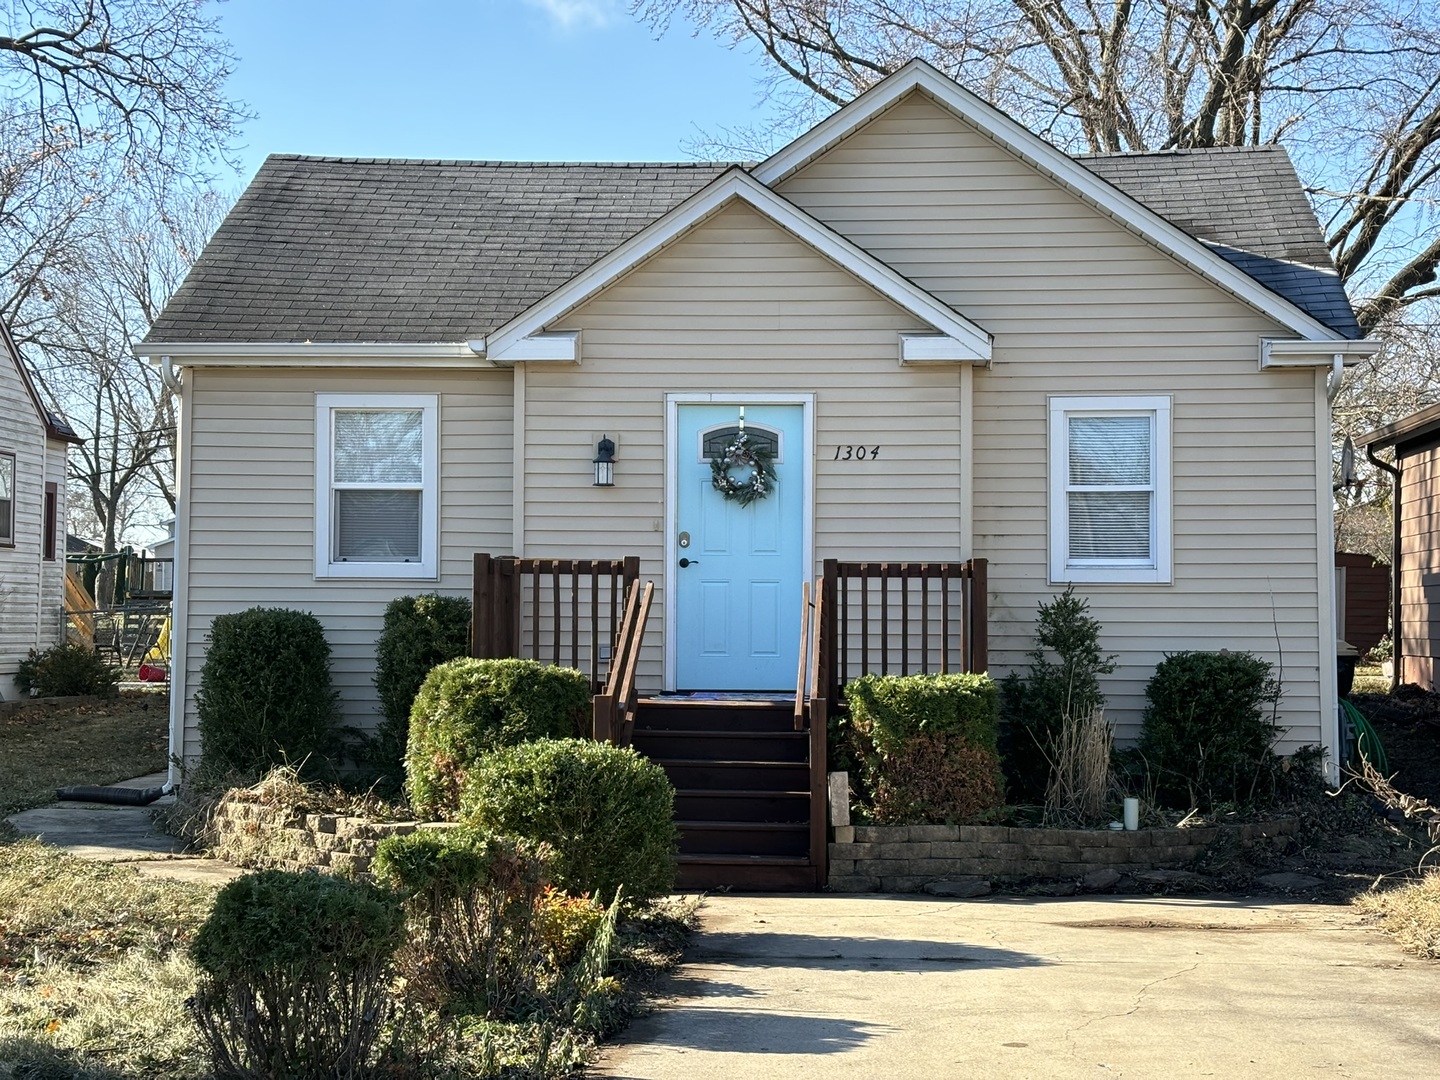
[460,738,677,903]
[405,658,591,818]
[193,607,341,777]
[371,593,472,784]
[1136,650,1281,810]
[190,870,404,1078]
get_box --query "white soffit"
[135,342,481,366]
[754,59,1355,345]
[482,167,992,364]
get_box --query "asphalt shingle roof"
[144,146,1361,345]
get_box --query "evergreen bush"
[460,739,677,902]
[15,640,119,697]
[405,658,590,818]
[999,587,1116,802]
[845,673,1005,824]
[193,608,341,778]
[370,593,472,788]
[189,870,404,1079]
[372,827,552,1016]
[1135,650,1281,810]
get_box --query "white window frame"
[1048,395,1172,585]
[315,393,438,580]
[0,451,14,547]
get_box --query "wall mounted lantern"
[593,435,616,487]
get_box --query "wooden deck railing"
[819,558,988,707]
[593,580,655,747]
[802,578,831,886]
[471,553,639,693]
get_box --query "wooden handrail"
[593,579,654,747]
[793,579,811,732]
[807,576,830,888]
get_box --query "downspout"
[1366,442,1402,694]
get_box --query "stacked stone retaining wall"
[828,820,1298,893]
[210,798,453,876]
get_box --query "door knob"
[679,557,699,568]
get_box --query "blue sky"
[219,0,786,183]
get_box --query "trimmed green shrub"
[193,608,341,778]
[370,593,472,786]
[844,673,1005,825]
[15,640,120,697]
[460,739,677,902]
[190,870,404,1079]
[1135,650,1281,810]
[405,658,591,818]
[999,587,1116,803]
[373,827,552,1017]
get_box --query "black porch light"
[593,435,616,487]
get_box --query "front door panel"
[676,403,804,691]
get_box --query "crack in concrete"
[1065,962,1200,1053]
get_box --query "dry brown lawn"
[0,691,169,815]
[1356,868,1440,960]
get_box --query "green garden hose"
[1340,698,1389,776]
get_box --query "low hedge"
[460,738,678,903]
[845,672,1005,825]
[15,640,119,697]
[405,658,591,819]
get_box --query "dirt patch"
[1349,689,1440,805]
[0,691,169,816]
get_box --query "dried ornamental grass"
[1045,708,1114,825]
[1356,870,1440,960]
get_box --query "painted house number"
[833,445,881,461]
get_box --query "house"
[141,61,1375,884]
[1357,407,1440,688]
[0,322,82,700]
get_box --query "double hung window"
[315,394,437,579]
[0,452,13,547]
[1048,396,1171,584]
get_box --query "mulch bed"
[1349,689,1440,805]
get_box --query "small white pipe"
[1326,354,1344,404]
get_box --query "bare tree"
[636,0,1440,332]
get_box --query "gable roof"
[485,168,990,363]
[754,59,1362,343]
[1,322,82,444]
[142,66,1366,351]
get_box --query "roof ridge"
[1077,145,1287,159]
[262,154,747,168]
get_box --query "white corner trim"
[484,330,580,367]
[1259,338,1382,369]
[1313,368,1341,782]
[900,332,983,365]
[484,169,992,363]
[755,59,1353,344]
[136,342,481,366]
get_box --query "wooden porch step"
[674,788,810,822]
[677,820,809,857]
[656,759,810,792]
[635,698,796,732]
[676,853,817,891]
[633,729,807,763]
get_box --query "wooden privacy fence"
[470,554,640,693]
[818,558,988,706]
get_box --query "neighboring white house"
[142,61,1378,776]
[0,322,81,701]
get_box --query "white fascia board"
[1259,338,1383,369]
[755,59,1351,344]
[900,332,979,364]
[136,342,480,366]
[479,330,579,367]
[483,168,992,363]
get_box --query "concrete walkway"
[6,772,241,885]
[595,892,1439,1079]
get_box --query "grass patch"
[1351,663,1390,697]
[0,839,217,1078]
[0,692,168,815]
[1355,869,1440,959]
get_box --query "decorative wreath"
[710,431,778,506]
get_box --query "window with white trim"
[1049,396,1171,584]
[0,452,13,547]
[315,394,438,579]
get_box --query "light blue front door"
[675,403,805,691]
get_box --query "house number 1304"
[833,445,880,460]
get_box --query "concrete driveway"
[595,893,1438,1079]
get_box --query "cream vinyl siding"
[524,200,963,690]
[0,354,69,700]
[178,367,513,757]
[777,91,1326,748]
